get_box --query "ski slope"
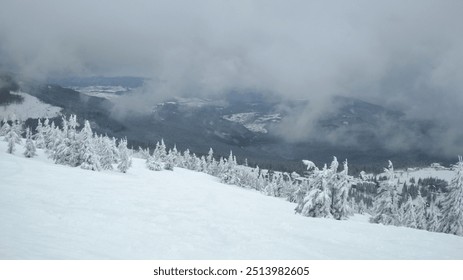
[1,140,463,259]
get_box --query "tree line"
[1,114,462,237]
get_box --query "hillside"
[1,139,463,259]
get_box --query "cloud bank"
[1,0,462,156]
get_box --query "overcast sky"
[1,0,462,155]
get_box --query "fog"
[1,0,462,156]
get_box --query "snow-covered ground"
[0,91,62,120]
[223,113,281,133]
[1,140,463,259]
[396,167,455,184]
[71,86,129,99]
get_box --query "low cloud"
[1,0,462,156]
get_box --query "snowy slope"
[71,86,129,100]
[396,167,455,183]
[1,140,463,259]
[0,91,62,120]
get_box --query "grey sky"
[1,0,462,155]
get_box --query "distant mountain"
[0,74,450,173]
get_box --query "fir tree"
[332,160,353,220]
[295,163,333,218]
[439,157,463,236]
[146,154,163,171]
[427,198,441,232]
[79,120,101,171]
[0,118,9,136]
[23,127,37,158]
[414,191,427,230]
[117,138,132,173]
[4,122,20,154]
[401,195,417,228]
[34,119,46,149]
[370,161,401,226]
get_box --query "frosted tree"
[414,191,427,230]
[401,195,417,228]
[0,118,9,136]
[117,138,132,173]
[4,122,19,153]
[332,160,353,220]
[154,139,167,161]
[34,119,46,149]
[370,161,401,226]
[426,198,441,232]
[295,163,333,218]
[221,151,240,185]
[439,157,463,236]
[146,154,163,171]
[78,120,101,171]
[52,115,80,166]
[98,136,118,170]
[23,127,37,158]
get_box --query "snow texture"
[0,91,62,120]
[223,113,281,133]
[1,140,463,259]
[71,86,129,99]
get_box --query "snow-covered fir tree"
[0,117,9,136]
[332,160,353,220]
[427,198,441,232]
[78,120,101,171]
[34,119,46,149]
[52,115,80,167]
[414,191,427,230]
[117,138,132,173]
[4,119,21,154]
[154,139,167,161]
[220,151,240,185]
[401,195,418,228]
[295,161,333,218]
[97,135,119,170]
[370,161,401,226]
[146,154,163,171]
[439,157,463,236]
[23,127,36,158]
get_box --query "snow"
[71,86,129,99]
[223,113,281,133]
[392,167,455,184]
[0,91,62,120]
[1,140,463,259]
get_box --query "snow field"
[1,140,463,259]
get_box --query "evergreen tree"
[79,120,101,171]
[439,157,463,236]
[146,154,163,171]
[295,163,333,218]
[370,161,401,226]
[154,139,167,161]
[4,121,21,154]
[401,195,417,228]
[23,127,37,158]
[98,136,118,170]
[117,138,132,173]
[332,160,353,220]
[34,119,46,149]
[414,191,427,230]
[0,117,9,136]
[427,198,441,232]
